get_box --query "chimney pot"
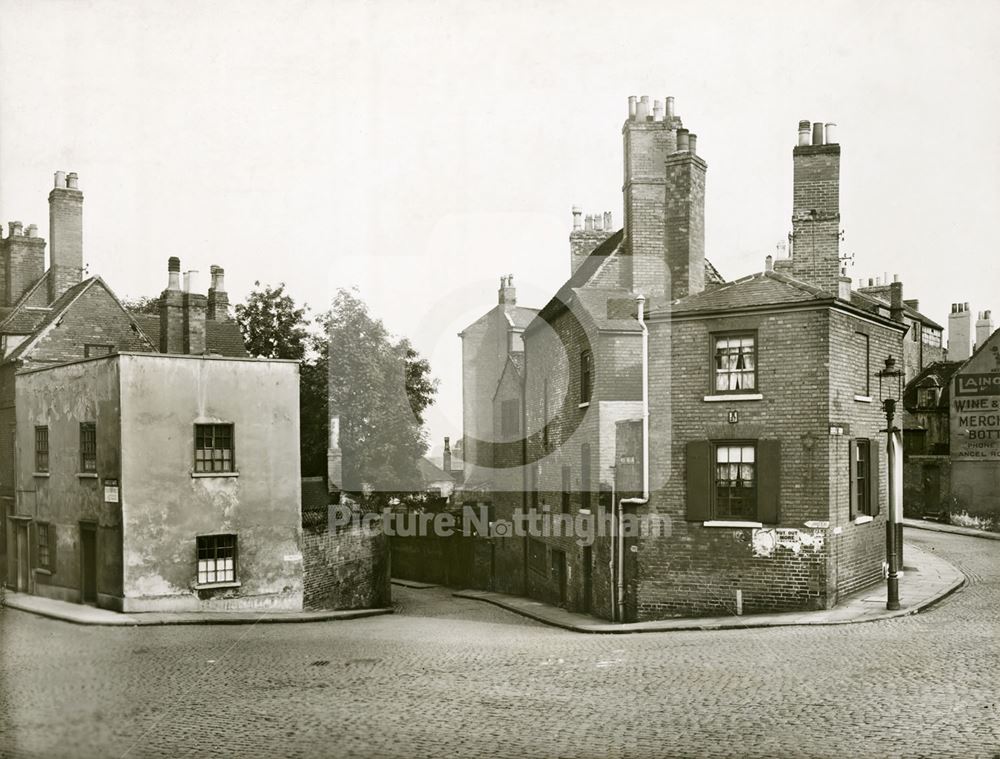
[824,123,837,144]
[54,171,67,189]
[636,95,650,121]
[688,133,697,155]
[167,257,181,291]
[665,96,675,119]
[9,221,23,236]
[66,172,79,190]
[765,254,774,272]
[603,210,613,230]
[797,120,812,147]
[585,214,594,231]
[572,206,582,230]
[652,99,664,122]
[25,224,38,238]
[185,270,202,295]
[965,302,970,312]
[812,122,825,146]
[676,129,690,152]
[893,273,900,282]
[628,96,637,120]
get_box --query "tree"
[235,281,309,360]
[121,295,159,315]
[323,289,438,505]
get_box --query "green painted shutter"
[686,441,712,521]
[869,444,881,517]
[757,440,780,524]
[848,439,858,520]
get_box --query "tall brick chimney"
[47,171,84,304]
[158,257,185,353]
[443,436,452,474]
[1,220,46,307]
[498,274,516,310]
[790,121,841,294]
[622,95,705,304]
[207,265,230,320]
[948,302,972,361]
[182,270,207,354]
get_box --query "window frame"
[193,423,236,474]
[712,441,758,520]
[36,521,51,570]
[79,422,97,473]
[854,332,871,396]
[34,426,49,473]
[710,331,758,394]
[854,439,872,517]
[580,350,593,405]
[196,533,238,586]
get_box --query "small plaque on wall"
[103,478,120,503]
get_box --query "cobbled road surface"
[1,529,997,759]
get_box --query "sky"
[1,0,999,464]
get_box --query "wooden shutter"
[848,439,858,520]
[686,441,713,521]
[29,522,38,569]
[757,440,781,524]
[869,444,881,517]
[49,523,58,574]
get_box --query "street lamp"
[876,355,904,611]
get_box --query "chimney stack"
[572,206,582,231]
[443,436,452,474]
[948,302,972,361]
[207,265,230,320]
[889,279,905,323]
[183,270,207,354]
[976,309,994,350]
[48,169,84,304]
[791,121,841,294]
[1,218,45,307]
[159,257,185,354]
[570,207,615,275]
[498,274,516,309]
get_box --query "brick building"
[459,98,923,620]
[903,309,999,530]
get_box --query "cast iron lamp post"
[877,355,904,610]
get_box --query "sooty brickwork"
[302,520,390,610]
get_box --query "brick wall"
[2,236,46,307]
[791,144,841,294]
[302,520,390,610]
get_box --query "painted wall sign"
[955,373,1000,396]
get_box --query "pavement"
[0,592,393,626]
[903,516,1000,540]
[453,536,965,633]
[1,527,997,759]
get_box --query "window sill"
[578,401,591,409]
[703,393,762,402]
[702,520,763,528]
[854,395,873,403]
[32,472,50,478]
[76,472,99,479]
[191,471,239,479]
[34,568,52,576]
[194,580,241,590]
[854,515,874,525]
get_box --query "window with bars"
[80,422,97,472]
[714,444,757,519]
[580,351,593,404]
[197,534,237,584]
[35,426,49,472]
[714,335,756,392]
[194,424,234,473]
[37,522,51,570]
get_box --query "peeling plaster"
[751,527,826,558]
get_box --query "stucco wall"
[117,353,302,612]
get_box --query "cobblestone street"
[1,529,997,759]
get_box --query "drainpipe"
[616,294,650,623]
[608,470,616,621]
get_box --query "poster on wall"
[951,345,1000,460]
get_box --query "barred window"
[714,444,756,519]
[197,534,237,584]
[35,426,49,473]
[80,423,97,473]
[714,335,756,392]
[194,424,234,473]
[37,522,51,570]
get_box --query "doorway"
[551,549,567,606]
[922,465,942,518]
[14,520,30,592]
[581,545,592,613]
[80,523,98,604]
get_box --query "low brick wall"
[302,521,390,611]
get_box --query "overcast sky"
[2,0,998,462]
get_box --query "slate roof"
[507,307,538,329]
[0,270,55,334]
[903,361,962,412]
[660,270,830,316]
[132,314,249,358]
[851,291,944,331]
[419,457,454,485]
